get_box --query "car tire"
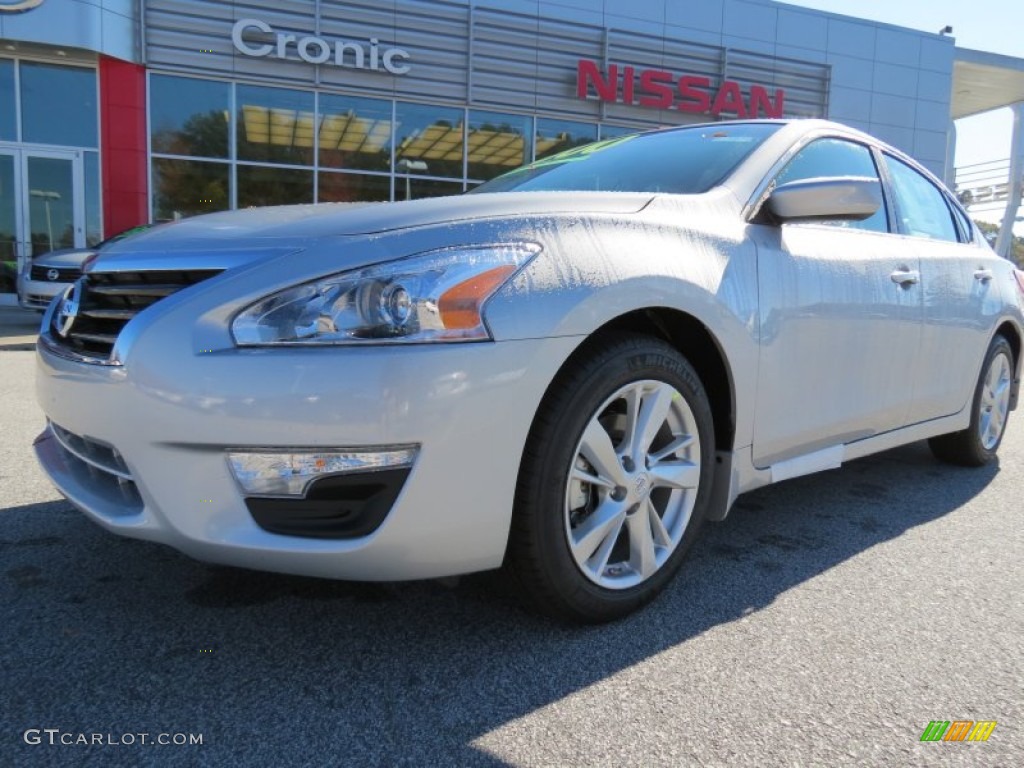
[929,335,1015,467]
[507,333,715,623]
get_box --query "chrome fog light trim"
[227,446,419,497]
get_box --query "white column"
[995,102,1024,258]
[944,118,957,190]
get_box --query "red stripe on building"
[99,56,148,236]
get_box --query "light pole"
[29,188,61,254]
[396,158,428,200]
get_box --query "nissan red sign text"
[576,59,785,118]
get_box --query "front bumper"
[18,276,66,310]
[35,334,580,581]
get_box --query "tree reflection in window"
[318,172,390,203]
[394,102,464,180]
[238,166,313,207]
[152,159,229,220]
[152,111,229,159]
[319,94,392,172]
[535,119,597,161]
[467,111,530,181]
[237,86,315,166]
[150,75,229,158]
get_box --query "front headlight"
[231,243,540,345]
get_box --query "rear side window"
[948,199,975,243]
[884,155,959,242]
[774,138,888,233]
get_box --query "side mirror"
[766,176,882,222]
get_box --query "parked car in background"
[34,120,1024,622]
[17,224,154,311]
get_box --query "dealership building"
[1,0,1023,281]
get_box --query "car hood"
[32,247,96,268]
[93,192,654,272]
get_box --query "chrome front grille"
[31,265,81,282]
[48,269,221,360]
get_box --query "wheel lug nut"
[611,486,627,501]
[621,457,635,472]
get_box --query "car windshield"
[472,122,781,195]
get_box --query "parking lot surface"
[1,347,1021,767]
[0,297,40,350]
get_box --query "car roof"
[698,118,954,216]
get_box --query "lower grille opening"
[51,422,132,478]
[245,469,409,539]
[48,423,143,516]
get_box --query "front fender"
[485,225,760,449]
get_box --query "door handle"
[974,269,993,282]
[890,269,920,287]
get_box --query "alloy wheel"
[564,379,701,590]
[979,351,1012,450]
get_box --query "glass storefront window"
[150,75,229,158]
[20,62,97,148]
[600,124,638,140]
[152,159,229,220]
[394,102,464,180]
[0,154,15,265]
[84,151,102,246]
[26,156,75,255]
[238,165,313,208]
[237,85,315,166]
[397,177,463,201]
[319,94,392,172]
[0,59,14,141]
[467,110,531,181]
[535,119,597,161]
[142,75,636,217]
[318,171,390,203]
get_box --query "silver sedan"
[34,119,1024,622]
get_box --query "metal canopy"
[953,48,1024,119]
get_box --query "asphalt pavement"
[0,293,42,350]
[1,346,1021,767]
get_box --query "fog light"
[227,447,418,497]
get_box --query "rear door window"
[883,155,959,242]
